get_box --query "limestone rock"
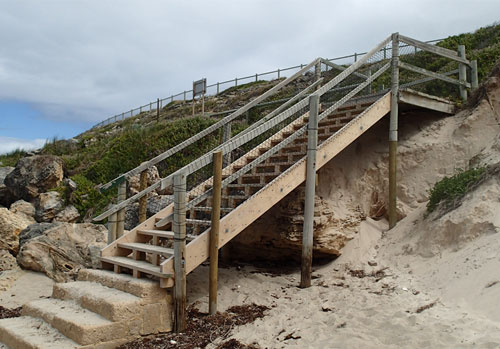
[9,200,36,219]
[54,205,80,223]
[35,191,64,222]
[16,222,107,282]
[4,155,64,201]
[0,166,15,206]
[0,207,35,254]
[0,249,19,271]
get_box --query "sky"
[1,0,499,154]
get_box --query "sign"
[193,78,207,98]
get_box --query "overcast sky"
[1,0,499,154]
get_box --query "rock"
[63,178,77,191]
[4,155,64,201]
[0,167,15,206]
[0,207,36,254]
[125,202,139,231]
[9,200,36,219]
[54,205,80,223]
[16,222,107,282]
[147,195,172,216]
[128,165,161,196]
[0,249,19,271]
[35,191,64,222]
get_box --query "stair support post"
[314,60,321,90]
[173,172,187,332]
[300,94,319,288]
[209,150,223,315]
[138,170,147,223]
[116,179,126,238]
[458,45,468,100]
[107,213,117,244]
[389,32,400,230]
[223,122,232,167]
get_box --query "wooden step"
[118,242,174,257]
[101,256,172,278]
[137,229,197,241]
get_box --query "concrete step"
[52,281,142,322]
[77,269,167,302]
[22,299,129,346]
[0,316,78,349]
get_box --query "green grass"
[0,148,28,167]
[427,167,485,213]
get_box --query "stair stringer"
[161,92,391,275]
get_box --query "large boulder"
[0,207,35,254]
[54,205,80,223]
[35,191,65,222]
[4,155,64,201]
[9,199,36,219]
[0,167,15,206]
[0,249,19,271]
[127,165,161,196]
[16,222,107,282]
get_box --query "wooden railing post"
[458,45,467,100]
[107,212,117,244]
[300,94,319,288]
[389,33,400,229]
[471,60,479,90]
[173,172,187,332]
[138,170,147,223]
[116,179,126,238]
[209,151,223,315]
[223,123,232,167]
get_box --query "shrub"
[427,167,485,213]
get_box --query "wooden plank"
[399,89,455,114]
[161,92,391,275]
[101,256,172,278]
[399,62,470,88]
[399,35,470,66]
[118,242,174,256]
[137,229,197,240]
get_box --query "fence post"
[384,47,387,60]
[107,212,117,243]
[157,98,160,121]
[300,94,318,289]
[314,60,321,91]
[116,179,127,238]
[255,73,258,82]
[471,60,479,90]
[366,69,372,95]
[209,150,223,315]
[278,68,280,79]
[173,172,187,332]
[354,53,358,62]
[138,170,147,223]
[389,32,400,230]
[184,91,186,102]
[217,82,220,95]
[223,122,232,167]
[149,102,152,112]
[235,78,238,87]
[458,45,467,100]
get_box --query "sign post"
[193,78,207,116]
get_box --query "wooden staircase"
[100,92,391,287]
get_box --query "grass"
[427,167,486,213]
[0,148,28,167]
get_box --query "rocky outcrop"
[9,200,36,219]
[54,205,80,223]
[16,222,107,282]
[0,249,19,271]
[0,208,35,254]
[35,191,64,222]
[128,165,161,196]
[0,166,15,206]
[4,155,64,201]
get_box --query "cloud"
[0,136,46,155]
[1,0,500,137]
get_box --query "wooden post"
[138,170,147,223]
[209,150,223,315]
[173,172,187,332]
[389,33,400,229]
[300,94,319,288]
[222,123,232,167]
[192,95,195,117]
[107,212,117,244]
[116,179,126,238]
[458,45,467,100]
[157,98,160,121]
[314,60,321,91]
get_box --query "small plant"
[427,167,485,213]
